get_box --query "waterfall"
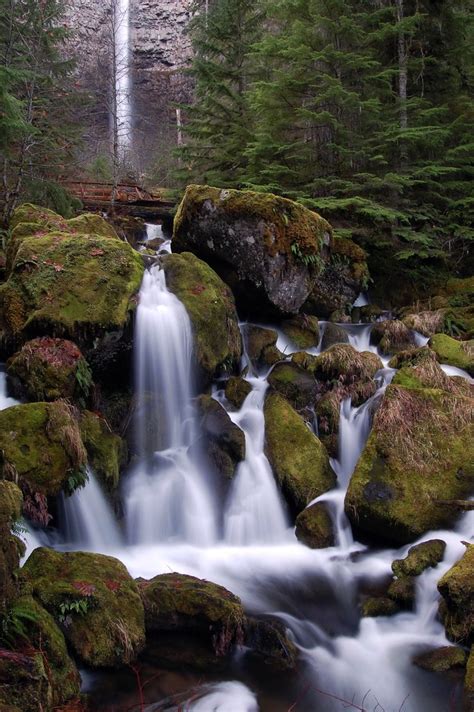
[115,0,131,157]
[0,370,18,410]
[124,265,218,545]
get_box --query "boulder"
[267,361,319,412]
[243,616,298,671]
[264,392,335,513]
[162,252,241,384]
[437,545,474,645]
[345,384,474,545]
[392,540,446,578]
[225,376,252,409]
[196,395,246,479]
[295,501,335,549]
[242,325,283,369]
[386,576,415,609]
[79,411,125,491]
[320,322,350,350]
[429,333,474,376]
[413,646,467,673]
[361,596,400,617]
[23,548,145,667]
[6,337,92,404]
[402,310,446,337]
[280,315,319,349]
[0,649,54,712]
[465,648,474,712]
[370,320,416,355]
[173,185,332,316]
[0,481,23,616]
[297,344,382,386]
[138,573,244,657]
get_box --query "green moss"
[79,411,125,490]
[66,213,119,240]
[345,385,474,544]
[429,333,474,376]
[392,540,446,577]
[23,548,145,668]
[295,502,334,548]
[267,362,318,411]
[264,392,336,513]
[0,482,23,616]
[0,482,22,523]
[387,577,415,608]
[0,402,86,496]
[9,203,67,232]
[0,650,50,712]
[280,315,319,348]
[361,596,400,617]
[308,344,382,383]
[243,325,282,367]
[437,545,474,645]
[413,645,467,673]
[174,184,331,260]
[225,377,252,409]
[163,252,241,382]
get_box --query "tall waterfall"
[115,0,131,157]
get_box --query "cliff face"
[131,0,193,71]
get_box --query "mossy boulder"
[6,337,92,404]
[138,573,244,657]
[345,384,474,545]
[79,411,125,491]
[280,315,319,349]
[23,548,145,667]
[242,324,283,369]
[370,320,416,355]
[386,576,415,609]
[361,596,400,617]
[243,616,298,671]
[268,361,319,412]
[465,648,474,712]
[392,540,446,578]
[429,334,474,376]
[162,252,241,384]
[0,401,86,498]
[299,344,382,385]
[0,481,23,615]
[413,646,467,673]
[173,184,332,316]
[2,596,81,708]
[295,501,334,549]
[320,322,350,350]
[196,395,246,479]
[110,215,146,248]
[264,392,335,513]
[0,649,52,712]
[437,545,474,645]
[402,310,446,338]
[303,235,369,318]
[225,376,252,409]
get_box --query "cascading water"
[115,0,131,157]
[0,370,18,410]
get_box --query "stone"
[280,315,319,349]
[437,545,474,645]
[361,596,400,617]
[0,481,23,616]
[295,501,334,548]
[413,645,467,673]
[267,361,319,412]
[225,376,252,409]
[320,322,350,350]
[370,320,416,355]
[243,616,298,670]
[429,333,474,376]
[242,324,283,369]
[196,395,245,478]
[392,540,446,578]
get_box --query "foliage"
[0,602,39,649]
[64,466,89,498]
[58,598,90,625]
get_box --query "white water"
[115,0,131,157]
[145,222,171,254]
[0,370,18,410]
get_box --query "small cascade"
[145,222,171,254]
[59,469,122,550]
[115,0,131,157]
[124,265,218,545]
[0,370,18,410]
[223,376,289,545]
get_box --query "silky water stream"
[14,264,472,710]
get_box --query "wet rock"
[23,548,145,667]
[0,649,52,712]
[361,596,400,617]
[110,215,146,248]
[413,645,467,673]
[429,333,474,376]
[138,573,244,657]
[163,252,241,384]
[438,545,474,645]
[173,185,332,317]
[387,576,416,609]
[280,315,319,349]
[392,540,446,578]
[301,344,382,385]
[242,324,283,369]
[402,310,446,337]
[359,305,385,323]
[370,320,416,355]
[244,616,298,670]
[196,395,245,478]
[225,376,252,409]
[79,411,126,491]
[0,481,23,616]
[345,383,474,545]
[6,337,92,404]
[465,648,474,712]
[295,501,334,549]
[320,322,349,350]
[268,362,319,412]
[264,392,335,513]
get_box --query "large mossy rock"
[295,501,335,549]
[173,185,332,316]
[225,376,252,409]
[429,333,474,376]
[413,645,467,673]
[162,252,241,384]
[268,361,319,412]
[264,392,335,513]
[294,343,382,386]
[392,539,446,577]
[138,573,245,657]
[402,310,446,338]
[0,481,23,616]
[196,395,245,479]
[243,616,298,671]
[79,411,125,491]
[280,315,319,349]
[0,649,54,712]
[465,648,474,712]
[23,548,145,668]
[370,319,416,356]
[437,545,474,645]
[0,401,86,498]
[345,384,474,545]
[6,337,92,404]
[242,324,283,370]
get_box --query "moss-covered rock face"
[429,333,474,376]
[0,481,23,616]
[242,324,283,370]
[392,540,446,578]
[0,649,51,712]
[162,252,241,384]
[437,545,474,645]
[173,184,332,316]
[6,337,92,404]
[139,573,244,657]
[345,384,474,545]
[268,361,319,412]
[280,315,319,349]
[225,376,252,409]
[264,392,335,513]
[295,501,334,549]
[0,401,86,499]
[2,596,81,708]
[370,320,416,355]
[23,548,145,668]
[303,235,369,318]
[412,646,467,673]
[196,395,246,479]
[243,616,298,671]
[79,411,125,491]
[361,596,400,617]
